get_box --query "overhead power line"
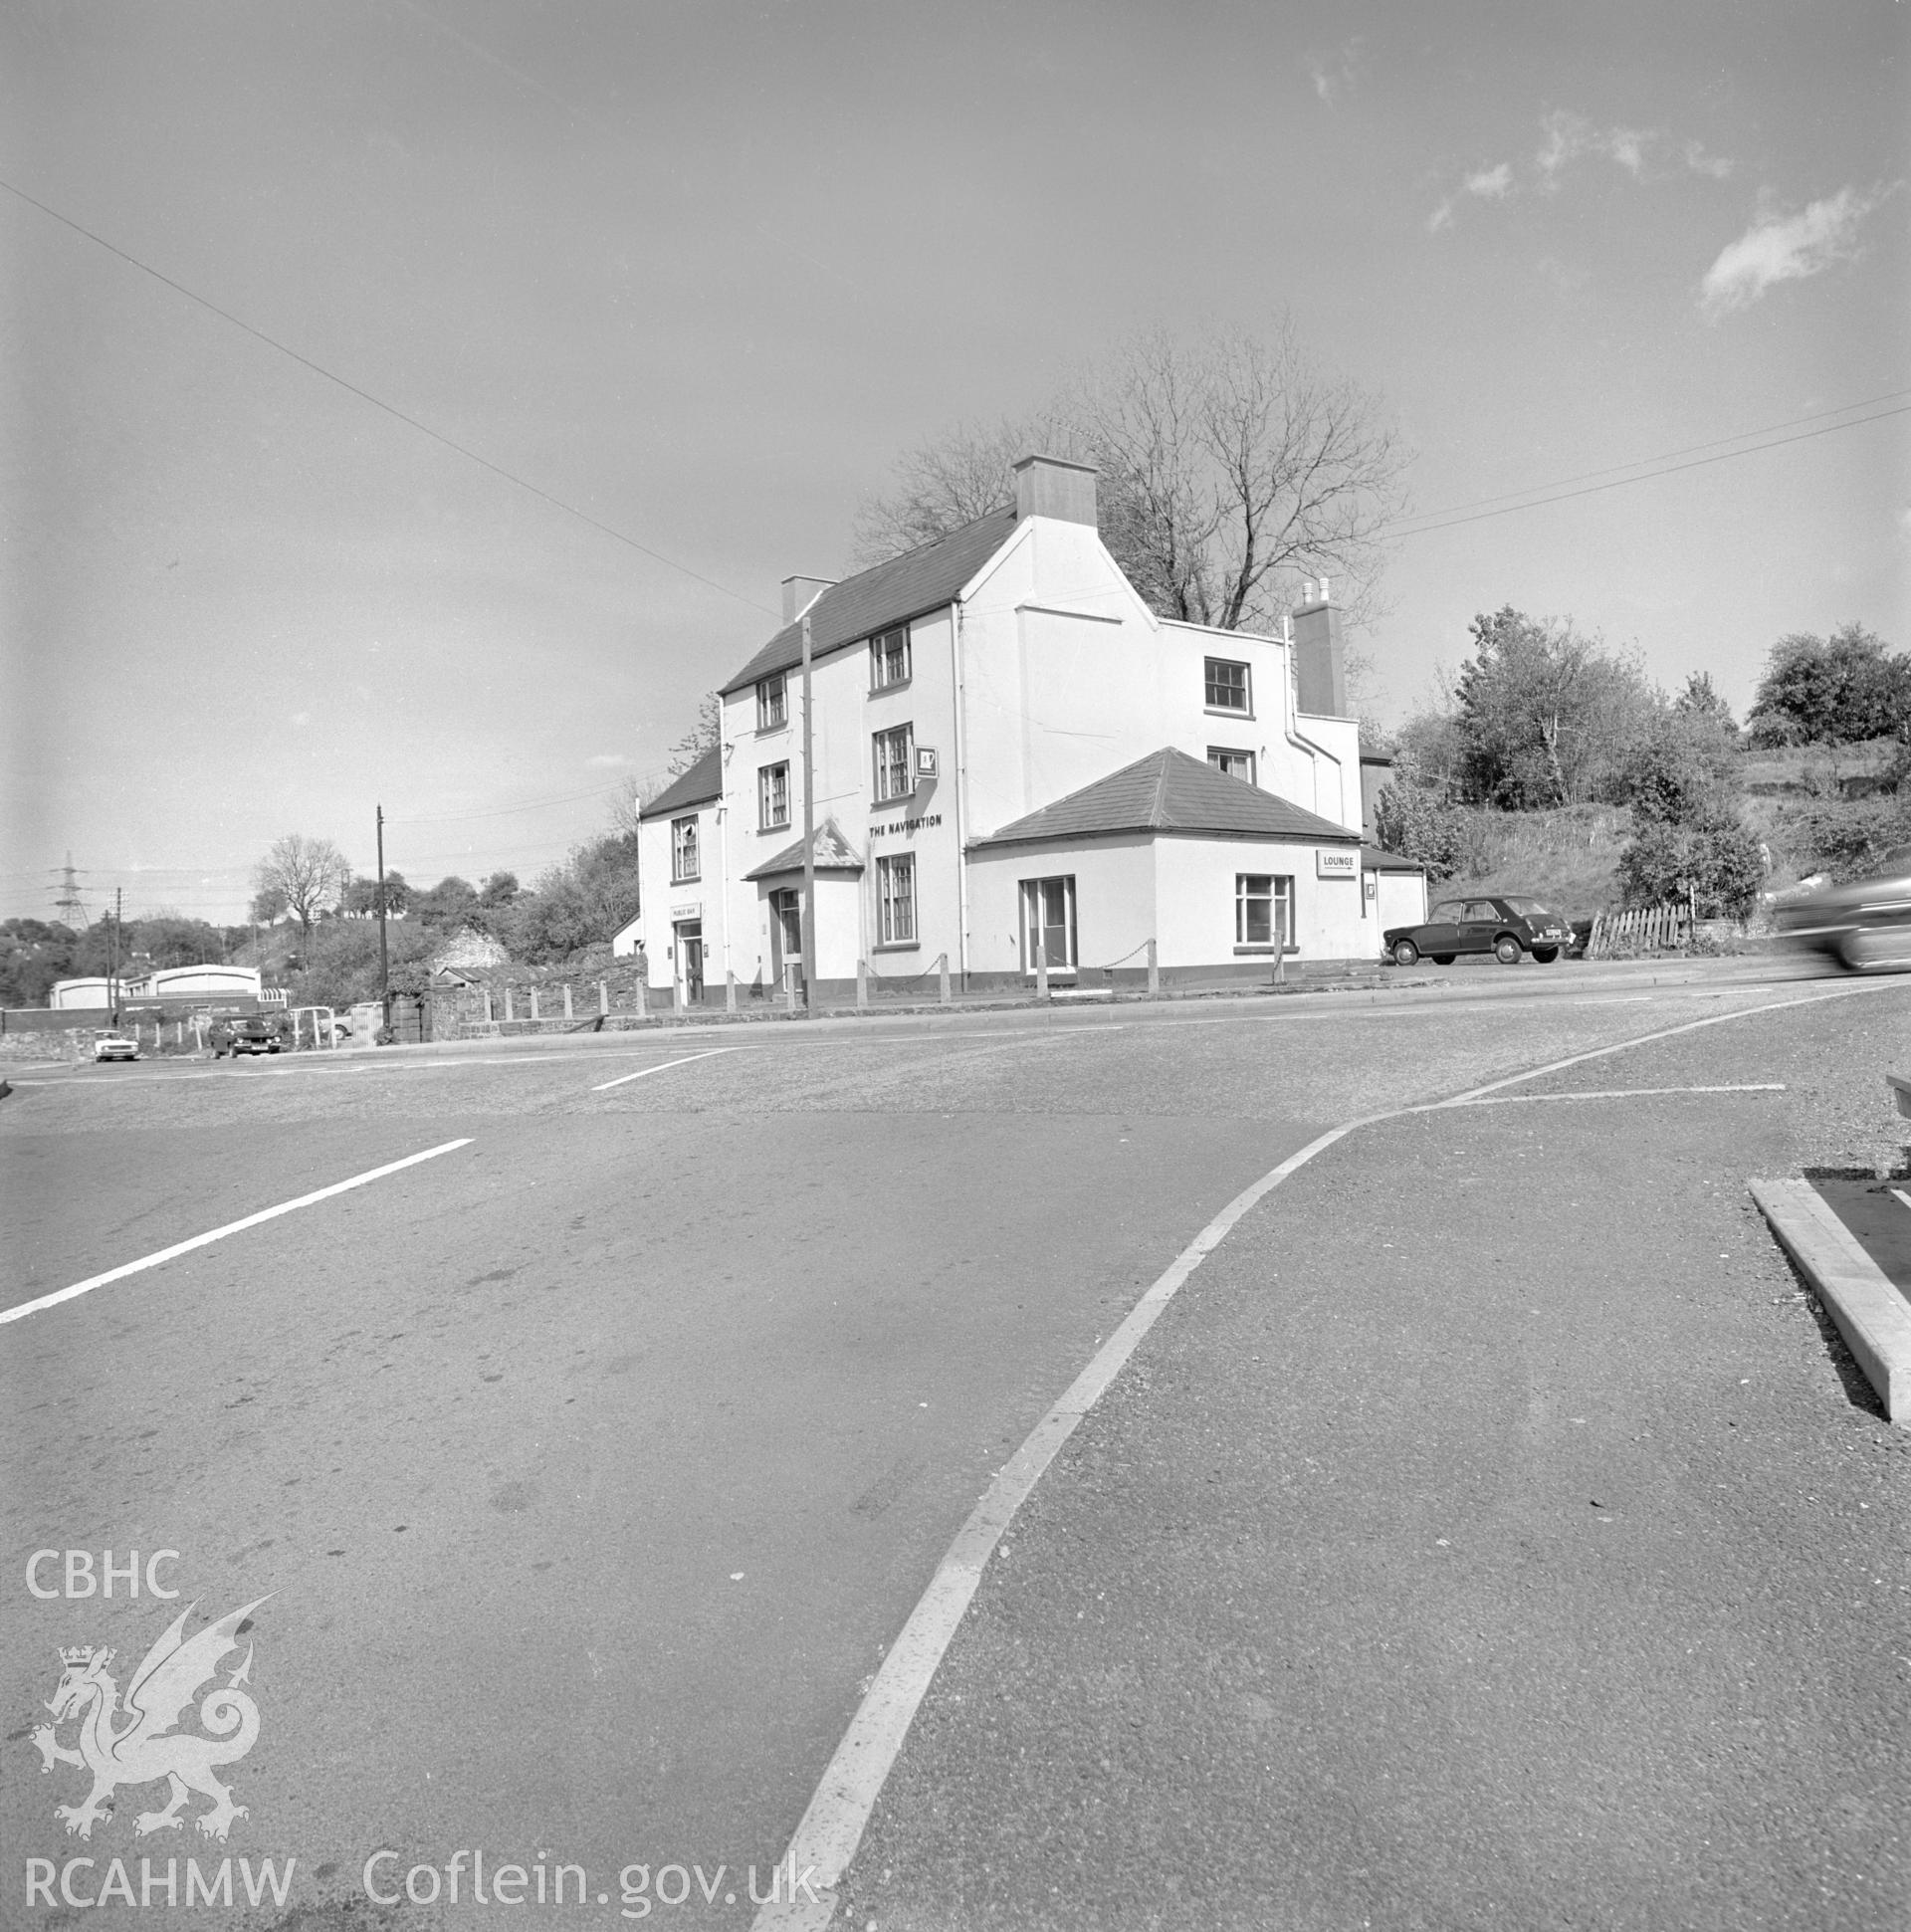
[1386,401,1911,540]
[386,780,626,825]
[0,176,777,618]
[1392,387,1911,527]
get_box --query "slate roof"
[1361,842,1425,873]
[640,748,722,819]
[720,508,1018,697]
[744,816,866,881]
[971,749,1364,849]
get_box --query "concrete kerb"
[752,973,1904,1932]
[1749,1179,1911,1426]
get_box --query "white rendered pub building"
[634,455,1426,1001]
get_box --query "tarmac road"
[836,979,1911,1932]
[1,963,1906,1928]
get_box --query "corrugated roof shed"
[720,509,1017,696]
[972,748,1363,848]
[640,747,722,818]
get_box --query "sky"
[3,0,1907,927]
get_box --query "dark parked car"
[1772,846,1911,972]
[1384,895,1576,967]
[216,1017,284,1058]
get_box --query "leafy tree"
[1746,623,1910,748]
[1673,670,1738,739]
[128,916,226,969]
[291,917,435,1011]
[853,317,1411,632]
[252,834,348,944]
[340,871,410,918]
[478,871,520,907]
[1451,608,1651,808]
[0,919,80,1005]
[1620,695,1740,829]
[1390,701,1471,803]
[250,883,290,925]
[1615,808,1766,918]
[1616,684,1761,916]
[1777,798,1911,881]
[1371,781,1472,880]
[410,875,480,929]
[501,832,642,964]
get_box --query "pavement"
[1,963,1907,1929]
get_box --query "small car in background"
[93,1034,140,1062]
[1384,894,1576,967]
[1772,845,1911,972]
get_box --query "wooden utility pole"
[800,610,816,1017]
[108,887,122,1022]
[375,803,391,1035]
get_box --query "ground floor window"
[1020,875,1077,972]
[1236,873,1293,949]
[876,853,916,945]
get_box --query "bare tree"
[849,409,1084,566]
[607,774,645,838]
[666,693,722,776]
[852,318,1411,631]
[253,834,349,945]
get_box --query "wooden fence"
[1584,900,1695,959]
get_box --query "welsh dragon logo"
[30,1597,269,1841]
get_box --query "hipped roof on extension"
[972,749,1363,849]
[720,508,1018,697]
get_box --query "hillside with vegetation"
[1371,613,1908,919]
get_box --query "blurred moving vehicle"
[1383,894,1576,967]
[93,1034,140,1062]
[1772,846,1911,972]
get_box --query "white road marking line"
[754,969,1907,1932]
[1891,1190,1911,1216]
[590,1048,733,1091]
[1427,981,1894,1110]
[1446,1083,1787,1107]
[756,1124,1355,1930]
[0,1139,474,1329]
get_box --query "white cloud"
[1305,38,1363,106]
[1534,110,1593,190]
[1428,161,1513,230]
[1533,112,1696,189]
[1605,126,1649,178]
[1699,185,1889,319]
[1684,139,1733,181]
[586,752,632,768]
[1432,112,1737,237]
